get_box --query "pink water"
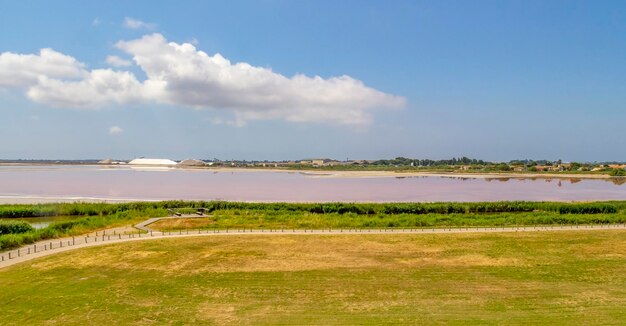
[1,165,625,202]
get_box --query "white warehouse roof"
[128,158,178,166]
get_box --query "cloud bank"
[0,34,405,126]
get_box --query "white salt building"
[128,158,178,166]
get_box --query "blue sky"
[0,1,625,161]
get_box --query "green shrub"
[608,168,626,177]
[0,220,34,235]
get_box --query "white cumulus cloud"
[0,48,85,88]
[115,33,405,125]
[105,55,132,67]
[109,126,123,134]
[123,17,156,30]
[28,69,144,108]
[0,33,406,126]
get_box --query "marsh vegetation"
[1,201,626,250]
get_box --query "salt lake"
[1,165,625,203]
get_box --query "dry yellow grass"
[150,217,216,230]
[30,234,525,274]
[1,231,625,325]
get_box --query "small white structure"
[98,158,126,165]
[128,158,178,166]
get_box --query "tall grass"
[1,200,626,251]
[1,201,623,219]
[0,207,168,250]
[189,210,626,230]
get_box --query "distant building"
[301,159,333,166]
[128,158,178,166]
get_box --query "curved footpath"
[1,221,626,270]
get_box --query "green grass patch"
[1,231,625,324]
[151,210,626,231]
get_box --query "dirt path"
[2,223,625,270]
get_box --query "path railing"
[2,222,626,264]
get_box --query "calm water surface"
[1,165,625,203]
[0,216,75,229]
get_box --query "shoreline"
[0,163,619,180]
[199,167,615,180]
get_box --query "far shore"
[200,167,616,180]
[0,162,620,180]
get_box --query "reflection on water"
[477,176,626,186]
[0,165,625,203]
[613,178,626,186]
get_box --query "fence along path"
[1,222,626,270]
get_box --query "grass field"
[1,231,625,325]
[148,210,626,232]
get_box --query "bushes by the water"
[0,201,622,219]
[0,220,34,235]
[608,169,626,177]
[198,201,622,215]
